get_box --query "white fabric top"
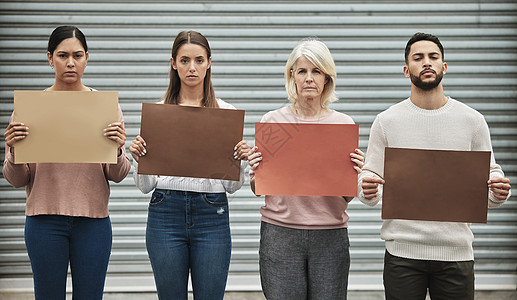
[133,99,247,194]
[358,97,509,261]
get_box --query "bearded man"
[358,32,511,300]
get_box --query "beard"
[409,69,444,91]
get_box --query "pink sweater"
[257,106,355,230]
[3,106,130,218]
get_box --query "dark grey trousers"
[383,250,475,300]
[259,221,350,300]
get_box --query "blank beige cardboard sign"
[13,90,118,163]
[138,103,245,181]
[382,147,490,223]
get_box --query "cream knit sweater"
[358,97,508,261]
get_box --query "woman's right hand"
[4,122,29,149]
[247,146,262,172]
[247,146,262,195]
[129,135,147,162]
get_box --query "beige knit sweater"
[358,97,508,261]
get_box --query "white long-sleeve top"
[133,99,247,195]
[358,97,509,262]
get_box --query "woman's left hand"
[104,122,127,153]
[350,148,365,174]
[234,140,251,160]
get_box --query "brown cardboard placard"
[138,103,244,181]
[382,147,490,223]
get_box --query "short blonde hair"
[285,38,338,106]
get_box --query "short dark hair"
[47,26,88,55]
[405,32,444,64]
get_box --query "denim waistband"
[154,188,224,196]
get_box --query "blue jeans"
[25,215,112,300]
[146,189,232,300]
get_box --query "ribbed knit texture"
[358,97,508,261]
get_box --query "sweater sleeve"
[2,144,30,188]
[103,105,131,183]
[358,115,387,207]
[472,116,510,208]
[2,113,30,188]
[222,159,248,194]
[132,160,158,194]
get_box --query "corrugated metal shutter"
[0,0,515,292]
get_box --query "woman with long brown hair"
[129,31,249,300]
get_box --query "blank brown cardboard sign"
[382,147,490,223]
[13,90,118,163]
[255,123,359,196]
[138,103,244,181]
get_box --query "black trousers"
[383,250,474,300]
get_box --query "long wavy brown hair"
[163,31,218,108]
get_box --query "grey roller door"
[0,0,515,292]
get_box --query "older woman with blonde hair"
[248,37,364,300]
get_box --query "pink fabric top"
[2,105,131,218]
[257,106,355,230]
